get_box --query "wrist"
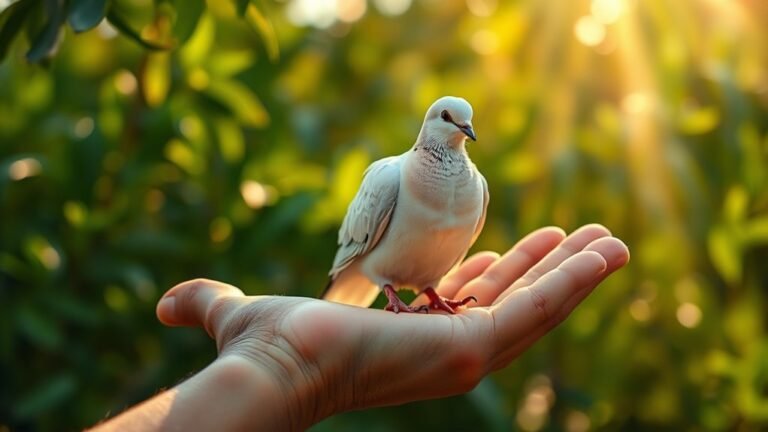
[209,354,328,431]
[155,355,313,431]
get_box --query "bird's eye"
[440,110,451,122]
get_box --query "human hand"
[156,224,629,430]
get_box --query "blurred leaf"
[205,79,269,127]
[679,106,719,135]
[165,138,203,174]
[104,284,130,312]
[0,0,35,61]
[0,253,33,282]
[170,0,204,45]
[500,150,543,184]
[332,147,369,208]
[106,9,171,50]
[13,373,77,420]
[245,2,278,62]
[208,50,255,77]
[113,229,193,257]
[67,0,109,33]
[467,379,511,432]
[744,218,768,246]
[215,117,245,163]
[179,12,213,68]
[16,305,63,350]
[707,226,741,285]
[42,294,102,326]
[142,52,171,107]
[724,186,748,224]
[26,0,66,62]
[63,200,88,227]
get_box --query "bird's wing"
[322,155,401,305]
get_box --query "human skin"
[90,224,629,431]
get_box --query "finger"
[411,251,499,307]
[489,238,630,369]
[452,226,566,307]
[492,224,611,306]
[490,250,607,351]
[156,278,245,338]
[583,236,631,268]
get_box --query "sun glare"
[574,15,606,47]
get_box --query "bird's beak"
[457,123,476,141]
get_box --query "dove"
[322,96,488,314]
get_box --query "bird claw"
[385,302,429,314]
[424,288,476,314]
[383,284,429,314]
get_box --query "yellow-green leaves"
[679,105,719,135]
[142,52,171,107]
[707,225,741,286]
[215,117,245,163]
[205,79,269,127]
[245,2,279,62]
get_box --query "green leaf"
[106,9,171,50]
[208,49,255,77]
[16,304,63,350]
[707,226,742,285]
[142,51,171,107]
[26,0,66,62]
[245,2,278,62]
[679,106,719,135]
[205,79,269,127]
[13,373,77,420]
[68,0,109,32]
[214,117,245,163]
[744,218,768,246]
[0,0,36,62]
[171,0,204,45]
[178,11,214,68]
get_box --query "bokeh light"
[574,15,606,47]
[677,303,703,328]
[8,158,41,181]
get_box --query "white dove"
[322,96,488,314]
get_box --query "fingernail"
[157,296,176,320]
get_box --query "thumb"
[156,278,244,338]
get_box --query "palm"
[157,224,628,412]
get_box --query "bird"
[322,96,488,314]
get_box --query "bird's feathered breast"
[405,140,481,218]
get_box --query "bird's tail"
[321,262,380,307]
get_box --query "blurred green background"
[1,0,767,430]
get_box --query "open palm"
[156,224,629,427]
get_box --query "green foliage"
[1,0,768,430]
[0,0,275,61]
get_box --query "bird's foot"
[383,284,429,314]
[423,287,477,314]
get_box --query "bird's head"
[421,96,476,147]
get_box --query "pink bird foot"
[423,287,477,314]
[383,284,429,314]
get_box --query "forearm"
[90,356,298,431]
